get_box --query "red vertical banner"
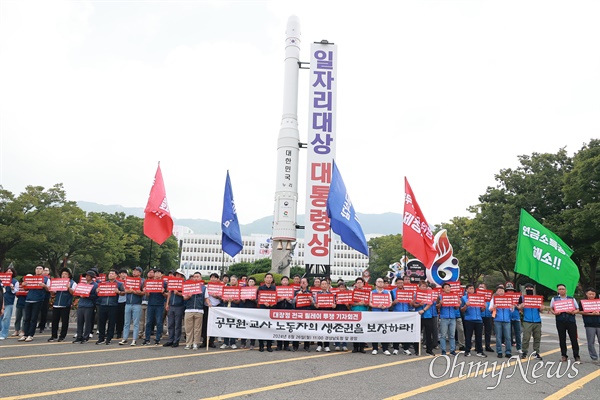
[402,178,436,268]
[143,163,173,245]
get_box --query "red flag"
[143,163,173,245]
[402,177,436,268]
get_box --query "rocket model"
[271,16,301,274]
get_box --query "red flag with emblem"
[402,177,437,268]
[143,163,173,245]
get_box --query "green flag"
[514,209,580,296]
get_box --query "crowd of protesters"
[1,266,599,364]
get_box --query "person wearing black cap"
[518,283,542,360]
[48,268,77,342]
[73,271,98,343]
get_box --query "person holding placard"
[115,269,128,339]
[489,284,513,358]
[477,283,494,352]
[580,287,600,363]
[437,282,458,356]
[550,283,580,362]
[275,276,293,351]
[333,281,350,352]
[258,273,276,352]
[220,274,241,350]
[119,266,144,346]
[314,279,335,352]
[240,277,258,350]
[390,278,414,355]
[143,269,168,346]
[518,283,543,360]
[73,270,98,344]
[370,278,392,355]
[183,272,208,350]
[48,268,77,342]
[0,266,18,340]
[461,284,486,358]
[505,283,523,355]
[413,280,436,356]
[351,277,369,354]
[19,265,50,342]
[203,273,222,348]
[292,277,313,352]
[96,269,125,345]
[164,269,186,348]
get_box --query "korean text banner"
[304,42,337,265]
[207,307,420,343]
[514,209,580,296]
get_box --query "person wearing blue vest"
[580,287,600,364]
[461,284,487,357]
[518,283,543,360]
[0,266,18,340]
[96,269,125,345]
[550,283,580,362]
[505,282,522,355]
[73,270,98,343]
[48,268,77,342]
[489,284,513,358]
[413,280,436,356]
[370,277,392,355]
[19,265,50,342]
[390,278,414,355]
[437,282,458,356]
[119,266,145,346]
[477,283,494,352]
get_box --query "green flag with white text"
[514,209,580,296]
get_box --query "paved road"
[1,314,598,400]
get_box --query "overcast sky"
[1,0,598,228]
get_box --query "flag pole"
[148,239,153,269]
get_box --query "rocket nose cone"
[286,15,300,36]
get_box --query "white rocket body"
[271,16,301,271]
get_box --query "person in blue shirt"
[390,278,415,355]
[0,266,18,340]
[461,284,487,357]
[73,270,98,343]
[437,282,458,356]
[413,280,436,356]
[477,283,494,352]
[19,265,50,342]
[370,278,391,355]
[96,269,125,345]
[48,268,77,342]
[505,282,522,355]
[489,284,513,358]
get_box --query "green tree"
[561,139,600,289]
[367,234,404,280]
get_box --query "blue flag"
[221,171,243,257]
[326,161,369,256]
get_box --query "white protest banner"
[207,307,420,343]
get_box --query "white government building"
[174,226,378,281]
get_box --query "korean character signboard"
[304,42,337,266]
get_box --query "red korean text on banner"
[125,277,142,291]
[258,291,277,306]
[395,290,414,304]
[207,283,224,297]
[73,284,93,297]
[522,295,544,308]
[493,296,513,309]
[316,293,335,308]
[240,286,257,300]
[507,292,522,305]
[97,274,106,283]
[0,273,12,286]
[553,299,576,313]
[441,293,460,307]
[23,275,44,289]
[295,293,313,308]
[335,291,353,305]
[403,283,418,292]
[97,282,118,297]
[402,177,437,268]
[448,281,462,293]
[467,293,486,308]
[166,276,184,291]
[182,281,203,296]
[352,288,371,304]
[371,293,391,308]
[581,299,600,312]
[276,286,295,300]
[477,289,493,302]
[415,290,434,305]
[144,279,165,293]
[49,278,70,292]
[222,287,241,301]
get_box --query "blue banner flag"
[326,161,369,256]
[221,171,243,258]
